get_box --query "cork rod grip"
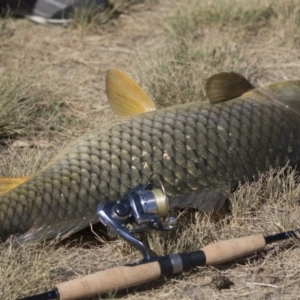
[202,234,266,265]
[56,261,161,300]
[55,235,267,299]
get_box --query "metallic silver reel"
[97,183,176,262]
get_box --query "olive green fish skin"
[1,91,300,241]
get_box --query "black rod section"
[264,228,300,244]
[18,289,59,300]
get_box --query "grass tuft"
[71,1,116,30]
[0,74,43,138]
[0,72,86,140]
[71,0,149,31]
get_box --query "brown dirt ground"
[1,1,300,299]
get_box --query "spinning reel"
[97,182,176,262]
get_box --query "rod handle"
[202,234,266,265]
[56,234,267,299]
[56,261,161,300]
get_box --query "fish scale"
[1,95,300,242]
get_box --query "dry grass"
[165,0,300,45]
[1,0,300,299]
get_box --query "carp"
[1,69,300,242]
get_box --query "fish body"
[1,71,300,241]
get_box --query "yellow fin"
[205,72,255,104]
[106,68,156,117]
[0,176,29,196]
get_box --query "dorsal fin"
[106,68,156,117]
[0,176,29,196]
[205,72,255,104]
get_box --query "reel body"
[97,183,176,262]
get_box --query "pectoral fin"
[106,68,156,117]
[205,72,255,104]
[0,176,29,196]
[169,187,229,213]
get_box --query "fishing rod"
[19,182,299,300]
